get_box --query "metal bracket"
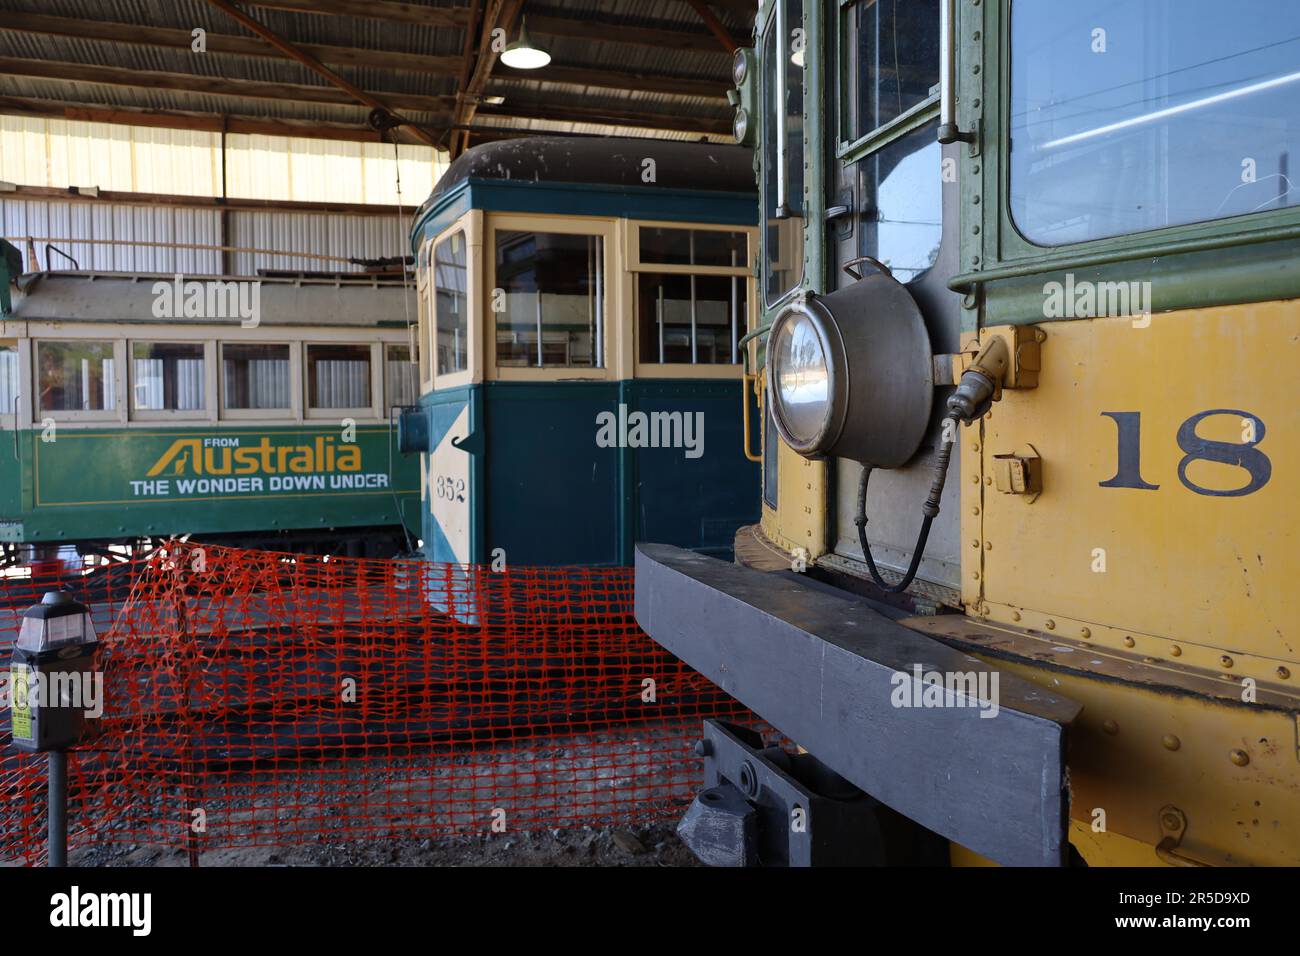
[1156,805,1208,867]
[677,720,947,866]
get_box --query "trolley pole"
[48,750,67,867]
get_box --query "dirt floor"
[61,820,699,867]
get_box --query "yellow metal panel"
[971,302,1299,677]
[761,440,828,559]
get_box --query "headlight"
[766,272,935,468]
[732,108,748,143]
[732,48,748,87]
[770,306,835,450]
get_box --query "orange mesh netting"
[0,542,752,865]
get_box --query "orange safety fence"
[0,542,754,866]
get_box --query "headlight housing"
[732,47,749,87]
[766,272,935,468]
[732,108,749,143]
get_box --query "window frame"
[33,337,126,423]
[218,340,298,421]
[980,0,1300,273]
[302,341,380,421]
[383,342,420,411]
[127,339,213,422]
[485,213,616,382]
[627,220,756,378]
[760,0,810,311]
[426,209,481,392]
[835,0,942,163]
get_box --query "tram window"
[1010,0,1300,245]
[222,343,290,411]
[0,342,18,413]
[132,342,205,412]
[307,344,372,410]
[857,122,942,283]
[762,0,806,305]
[434,231,467,377]
[385,344,419,408]
[639,228,748,267]
[840,0,940,144]
[494,231,604,369]
[38,341,116,413]
[638,273,746,365]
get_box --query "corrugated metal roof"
[0,0,752,144]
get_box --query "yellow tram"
[635,0,1300,866]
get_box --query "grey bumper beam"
[634,543,1082,866]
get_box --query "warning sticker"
[10,664,32,740]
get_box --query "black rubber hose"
[853,415,959,594]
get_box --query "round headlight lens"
[771,309,832,448]
[732,108,748,143]
[732,48,748,87]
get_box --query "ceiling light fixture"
[500,17,551,70]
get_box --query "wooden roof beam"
[683,0,739,55]
[203,0,438,146]
[0,95,434,145]
[241,0,470,28]
[0,56,454,116]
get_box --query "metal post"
[48,750,67,867]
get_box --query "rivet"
[972,65,981,74]
[1170,645,1182,657]
[971,442,980,452]
[1034,329,1047,343]
[972,256,981,265]
[973,225,981,234]
[970,475,979,484]
[973,195,981,204]
[971,506,980,515]
[973,98,982,109]
[983,411,992,421]
[1220,655,1234,669]
[1230,749,1250,767]
[1123,636,1135,648]
[984,541,992,550]
[984,477,992,485]
[1102,720,1118,735]
[1011,610,1021,622]
[1080,627,1091,639]
[972,164,981,173]
[1162,734,1180,751]
[971,539,980,549]
[1160,811,1181,831]
[1143,657,1158,664]
[1045,619,1056,630]
[1278,666,1291,680]
[972,571,980,580]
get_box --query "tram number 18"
[1100,409,1271,497]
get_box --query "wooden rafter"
[203,0,439,146]
[0,95,429,144]
[683,0,739,55]
[242,0,470,28]
[450,0,525,157]
[0,56,454,116]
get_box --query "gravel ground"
[62,820,700,867]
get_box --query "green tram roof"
[411,136,757,253]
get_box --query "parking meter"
[9,591,100,752]
[7,590,100,867]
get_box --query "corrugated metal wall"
[1,198,409,275]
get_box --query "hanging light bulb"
[500,17,551,70]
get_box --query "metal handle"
[938,0,974,145]
[842,256,892,281]
[741,372,763,464]
[774,0,790,218]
